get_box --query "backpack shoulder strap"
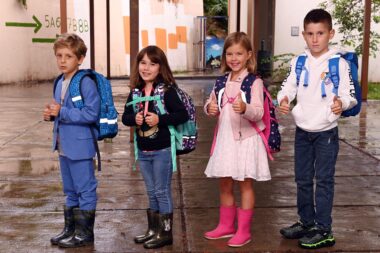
[328,54,341,95]
[152,83,167,115]
[53,74,64,96]
[240,73,256,103]
[295,54,307,86]
[68,69,93,109]
[214,74,229,102]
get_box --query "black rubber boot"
[58,209,95,248]
[143,213,173,249]
[50,205,77,245]
[134,209,158,243]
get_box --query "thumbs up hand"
[207,95,219,116]
[331,96,343,115]
[279,96,290,115]
[232,93,246,114]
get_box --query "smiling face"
[225,43,252,79]
[302,22,335,58]
[55,47,84,79]
[138,54,160,87]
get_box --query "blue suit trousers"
[59,155,98,210]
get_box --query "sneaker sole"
[299,238,335,249]
[204,234,234,240]
[228,239,251,247]
[280,229,310,239]
[280,232,305,239]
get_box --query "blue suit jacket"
[52,75,100,160]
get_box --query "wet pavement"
[0,79,379,253]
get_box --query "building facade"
[0,0,203,84]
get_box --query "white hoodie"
[277,48,357,132]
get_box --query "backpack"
[54,69,119,171]
[212,73,281,160]
[295,52,362,117]
[125,83,197,171]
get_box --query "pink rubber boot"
[204,206,236,239]
[227,208,253,247]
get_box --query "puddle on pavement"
[0,160,58,176]
[0,182,61,199]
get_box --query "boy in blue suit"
[43,33,100,248]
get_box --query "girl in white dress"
[203,32,271,248]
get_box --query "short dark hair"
[304,9,332,30]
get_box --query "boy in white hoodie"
[277,9,357,249]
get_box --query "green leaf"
[321,0,380,56]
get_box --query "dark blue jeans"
[138,147,173,214]
[294,127,339,231]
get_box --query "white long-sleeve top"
[277,48,357,132]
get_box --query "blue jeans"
[59,156,98,210]
[138,147,173,214]
[294,127,339,231]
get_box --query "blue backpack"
[126,83,197,171]
[54,69,119,171]
[212,73,281,160]
[295,52,361,117]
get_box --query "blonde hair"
[220,32,256,73]
[53,33,87,59]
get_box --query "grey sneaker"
[298,227,335,249]
[280,221,312,239]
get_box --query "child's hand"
[232,93,246,114]
[49,101,61,117]
[279,96,290,115]
[135,111,144,126]
[145,112,159,127]
[43,104,52,121]
[207,97,219,116]
[331,96,343,115]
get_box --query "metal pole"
[237,0,241,32]
[106,0,111,78]
[60,0,67,34]
[130,0,139,70]
[130,0,139,143]
[361,0,371,101]
[89,0,95,69]
[253,0,260,54]
[201,17,206,70]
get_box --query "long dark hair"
[129,45,176,90]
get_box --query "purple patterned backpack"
[213,73,281,160]
[128,83,197,162]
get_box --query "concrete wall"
[274,0,380,82]
[0,0,203,84]
[1,1,61,83]
[138,0,203,71]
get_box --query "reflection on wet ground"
[0,79,379,252]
